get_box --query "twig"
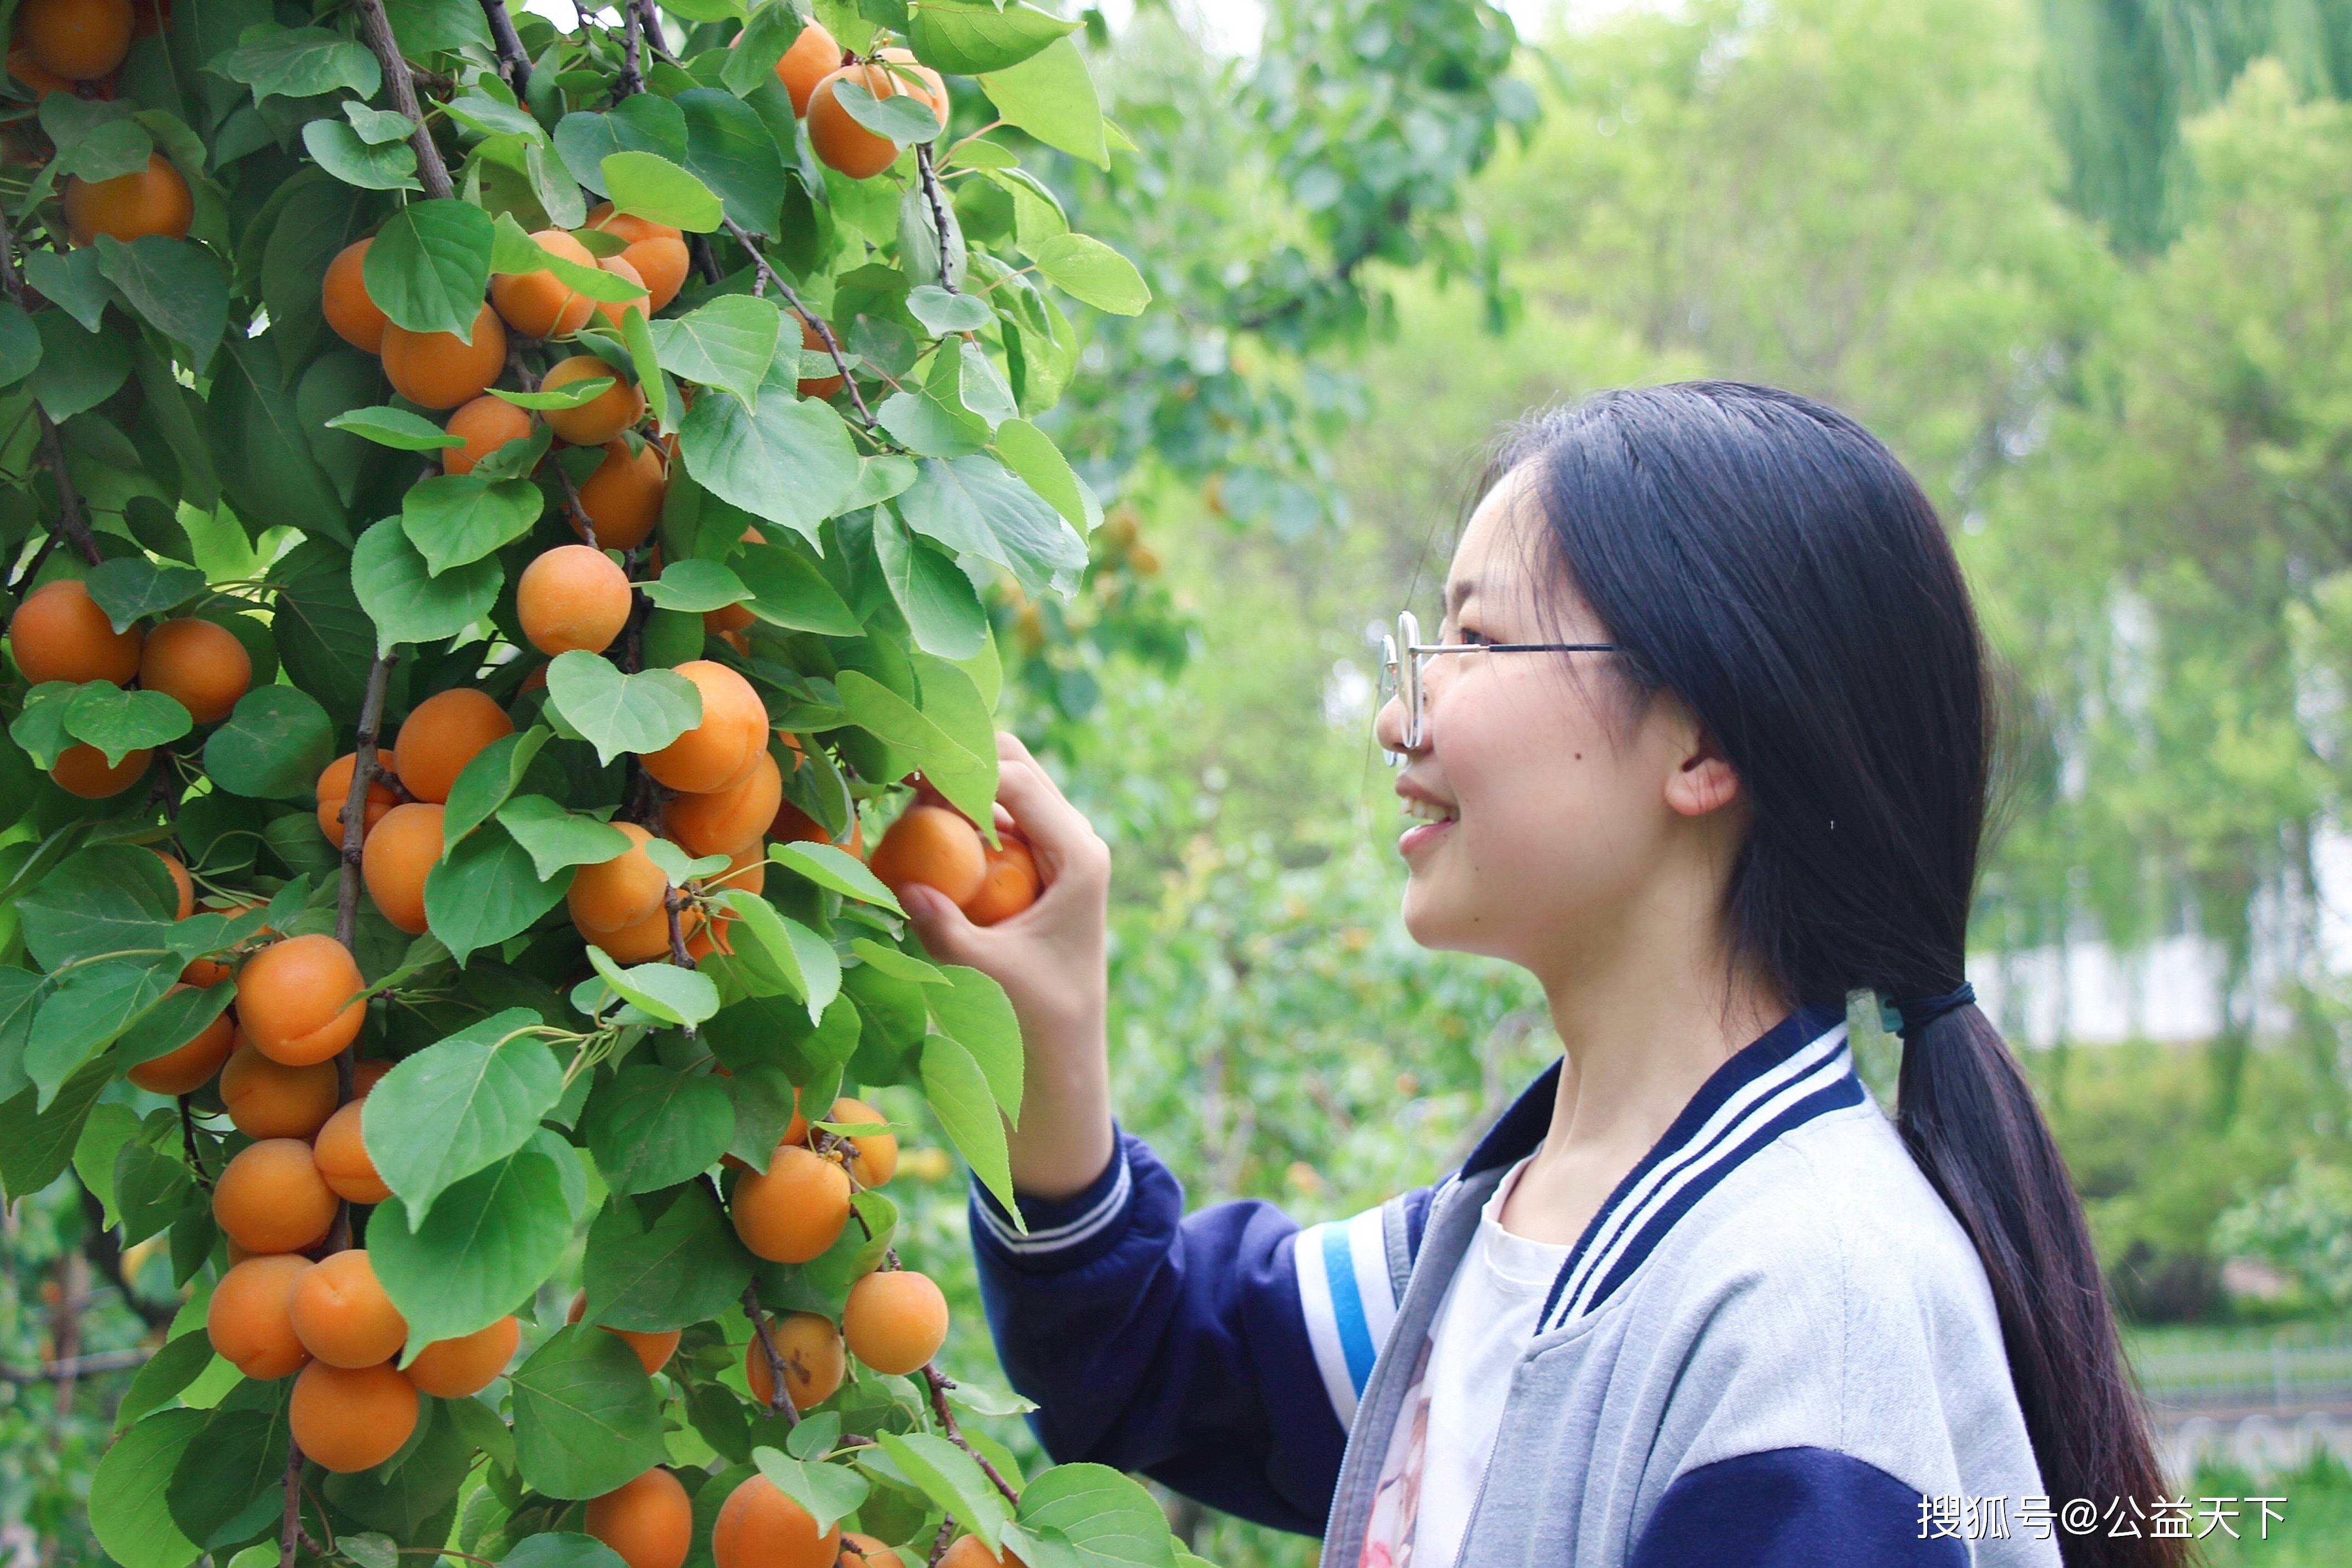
[740,1283,800,1426]
[76,1188,173,1331]
[927,1519,956,1568]
[477,0,532,99]
[561,465,594,549]
[664,885,692,968]
[689,233,722,288]
[0,202,98,567]
[719,217,875,429]
[0,1347,151,1382]
[334,654,398,955]
[629,0,679,65]
[351,0,455,200]
[922,1363,1021,1504]
[615,1,644,100]
[177,1096,211,1190]
[277,1440,307,1568]
[915,143,958,295]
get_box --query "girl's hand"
[898,731,1115,1200]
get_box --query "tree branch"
[178,1095,211,1190]
[477,0,532,99]
[277,1440,308,1568]
[0,1347,152,1382]
[351,0,455,200]
[334,654,397,955]
[740,1283,800,1426]
[615,1,645,100]
[664,884,692,968]
[76,1187,174,1331]
[720,217,875,429]
[0,201,99,567]
[915,143,959,295]
[921,1362,1021,1505]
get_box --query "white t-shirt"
[1356,1155,1571,1568]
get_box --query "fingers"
[899,882,985,964]
[990,739,1096,873]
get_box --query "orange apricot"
[125,998,232,1095]
[322,238,387,354]
[840,1534,894,1568]
[829,1096,896,1189]
[642,660,766,793]
[316,751,399,844]
[712,1473,840,1568]
[772,797,862,857]
[585,900,698,962]
[63,153,190,245]
[808,59,941,180]
[360,801,442,935]
[212,1138,339,1255]
[313,1100,391,1205]
[586,204,689,314]
[381,303,507,410]
[566,1290,680,1375]
[570,436,667,551]
[288,1248,407,1368]
[796,317,844,399]
[706,840,767,897]
[939,1539,1024,1568]
[393,687,513,804]
[237,933,366,1066]
[964,835,1039,926]
[52,743,148,797]
[769,19,840,115]
[10,578,141,685]
[876,48,949,121]
[542,355,644,446]
[403,1315,518,1397]
[218,1039,339,1139]
[518,543,632,655]
[491,227,599,339]
[592,253,649,331]
[585,1467,693,1568]
[139,617,251,724]
[443,395,533,475]
[566,821,667,934]
[153,850,193,919]
[289,1360,418,1473]
[205,1254,312,1380]
[868,805,986,907]
[730,1144,851,1263]
[663,751,781,858]
[352,1056,393,1096]
[743,1311,844,1411]
[17,0,129,79]
[841,1269,948,1375]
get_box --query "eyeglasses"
[1377,610,1618,756]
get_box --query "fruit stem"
[719,216,877,430]
[739,1282,801,1428]
[477,0,532,100]
[350,0,455,201]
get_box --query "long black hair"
[1490,382,2175,1568]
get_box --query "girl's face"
[1374,468,1739,973]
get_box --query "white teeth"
[1400,797,1457,824]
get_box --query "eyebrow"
[1445,576,1479,614]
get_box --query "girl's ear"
[1662,715,1742,819]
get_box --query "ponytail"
[1495,382,2181,1568]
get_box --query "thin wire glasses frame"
[1377,610,1619,756]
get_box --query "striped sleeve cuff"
[1291,1202,1401,1427]
[969,1134,1138,1272]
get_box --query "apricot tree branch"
[615,1,644,99]
[477,0,532,98]
[277,1441,308,1568]
[740,1282,800,1426]
[921,1363,1021,1505]
[0,1347,150,1381]
[664,885,693,968]
[0,202,98,567]
[719,216,876,429]
[177,1095,211,1190]
[334,653,398,957]
[915,143,959,295]
[351,0,455,200]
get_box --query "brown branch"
[334,654,398,954]
[615,2,644,100]
[689,233,723,288]
[720,217,875,429]
[277,1440,307,1568]
[351,0,455,200]
[477,0,532,99]
[915,143,959,296]
[740,1283,800,1426]
[0,204,99,567]
[177,1095,211,1190]
[927,1519,956,1568]
[0,1347,151,1382]
[630,0,679,65]
[664,884,692,968]
[922,1363,1021,1505]
[76,1187,174,1331]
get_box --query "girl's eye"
[1453,627,1491,647]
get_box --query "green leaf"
[18,845,175,970]
[493,377,617,410]
[0,300,42,387]
[543,653,703,767]
[327,411,466,462]
[582,1181,752,1329]
[830,77,940,144]
[929,966,1024,1119]
[424,822,571,966]
[909,0,1076,74]
[92,236,230,368]
[0,1056,112,1200]
[202,686,334,799]
[1027,233,1150,316]
[897,456,1087,597]
[878,1431,1008,1551]
[732,541,862,634]
[501,1534,628,1568]
[648,294,782,408]
[621,302,669,431]
[679,380,862,545]
[32,309,131,421]
[716,892,840,1018]
[116,1330,217,1430]
[217,24,382,104]
[63,686,194,762]
[25,248,109,333]
[364,1008,565,1227]
[89,1409,205,1568]
[271,539,376,709]
[835,672,996,829]
[72,1102,140,1226]
[211,335,352,546]
[373,1147,573,1346]
[167,1404,289,1549]
[752,1449,871,1534]
[554,97,691,197]
[509,1327,669,1499]
[497,795,634,881]
[640,559,749,613]
[583,948,721,1030]
[27,961,171,1107]
[677,87,788,236]
[111,979,236,1073]
[351,517,504,654]
[920,1033,1014,1212]
[1013,1465,1180,1568]
[847,939,946,986]
[325,1396,473,1538]
[907,284,995,335]
[721,1062,799,1169]
[345,102,417,145]
[488,213,649,301]
[443,727,551,850]
[979,37,1106,168]
[49,110,151,184]
[873,508,988,659]
[581,1065,733,1195]
[770,842,904,914]
[401,474,547,575]
[993,418,1094,532]
[364,199,498,338]
[301,117,422,191]
[602,150,725,233]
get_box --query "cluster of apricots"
[5,577,252,796]
[753,20,949,184]
[868,790,1039,928]
[562,1463,1022,1568]
[14,0,192,245]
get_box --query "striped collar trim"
[1535,1005,1860,1332]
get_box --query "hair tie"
[1882,981,1975,1041]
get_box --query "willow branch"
[0,204,99,567]
[720,217,875,429]
[915,143,959,295]
[477,0,532,98]
[351,0,455,200]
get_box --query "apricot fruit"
[566,1289,679,1375]
[125,998,233,1095]
[289,1359,418,1473]
[393,687,513,803]
[313,1099,391,1205]
[964,836,1039,926]
[205,1253,311,1379]
[939,1539,1024,1568]
[642,660,766,793]
[840,1534,893,1568]
[154,850,193,919]
[316,750,399,844]
[491,228,599,339]
[352,1056,393,1096]
[712,1473,839,1568]
[542,355,644,445]
[664,751,781,858]
[570,436,667,551]
[586,204,689,314]
[743,1310,844,1411]
[566,821,667,934]
[289,1248,407,1368]
[797,317,844,399]
[769,19,840,115]
[237,933,366,1066]
[212,1138,338,1255]
[218,1039,339,1139]
[585,1467,693,1568]
[381,303,507,409]
[52,743,148,797]
[730,1144,850,1263]
[518,543,633,656]
[139,616,251,724]
[403,1314,518,1397]
[17,0,130,79]
[841,1269,948,1375]
[10,579,141,685]
[360,801,442,935]
[829,1096,897,1189]
[772,797,862,856]
[808,59,943,180]
[322,238,387,354]
[443,394,533,476]
[62,153,190,245]
[869,805,986,907]
[585,900,698,962]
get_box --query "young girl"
[902,383,2177,1568]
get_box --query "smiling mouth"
[1400,797,1458,825]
